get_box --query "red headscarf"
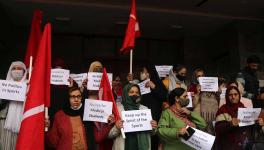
[216,86,244,118]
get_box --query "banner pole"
[129,49,133,74]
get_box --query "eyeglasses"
[70,95,82,99]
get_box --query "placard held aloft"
[87,72,112,90]
[0,80,27,102]
[50,69,70,85]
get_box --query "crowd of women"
[0,55,264,150]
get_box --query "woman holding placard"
[138,65,167,150]
[45,87,97,150]
[108,83,158,150]
[215,86,262,150]
[0,61,27,150]
[162,65,188,92]
[158,88,206,150]
[81,60,117,150]
[46,86,116,150]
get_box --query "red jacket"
[45,110,87,150]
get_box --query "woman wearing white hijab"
[0,61,27,150]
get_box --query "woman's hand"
[196,85,201,95]
[115,120,124,129]
[127,73,133,82]
[145,81,156,89]
[257,118,264,126]
[178,127,189,136]
[231,118,240,126]
[80,79,88,92]
[150,120,157,129]
[68,77,74,88]
[45,118,50,128]
[107,114,116,126]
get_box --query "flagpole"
[28,56,33,81]
[45,107,49,131]
[130,49,133,74]
[22,55,33,118]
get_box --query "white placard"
[155,65,173,77]
[87,72,112,90]
[0,80,27,102]
[83,99,113,123]
[122,109,152,133]
[50,69,70,85]
[238,108,261,127]
[186,92,193,108]
[181,127,215,150]
[70,73,87,87]
[138,79,151,95]
[259,80,264,87]
[198,77,218,92]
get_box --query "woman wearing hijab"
[158,88,206,150]
[139,65,167,122]
[81,61,103,99]
[112,74,123,103]
[45,87,96,150]
[219,80,253,108]
[162,65,188,92]
[81,60,116,150]
[215,86,262,149]
[0,61,27,150]
[108,83,158,150]
[138,65,167,150]
[188,68,205,95]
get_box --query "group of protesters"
[0,54,264,150]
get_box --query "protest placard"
[50,69,70,85]
[0,80,27,102]
[198,77,218,92]
[155,65,173,77]
[238,108,261,127]
[87,72,112,90]
[138,79,151,95]
[122,109,152,132]
[83,99,113,123]
[70,73,87,87]
[181,126,215,150]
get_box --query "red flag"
[120,0,141,54]
[98,68,120,120]
[24,10,43,68]
[16,23,51,150]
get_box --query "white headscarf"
[4,61,27,133]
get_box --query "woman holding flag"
[81,61,118,150]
